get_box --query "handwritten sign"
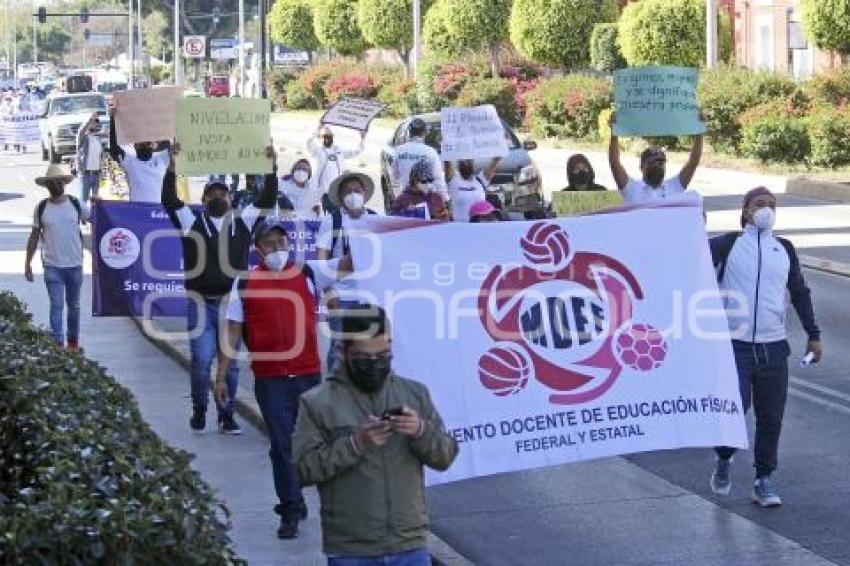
[321,97,386,132]
[113,86,181,146]
[613,66,706,137]
[551,191,623,217]
[441,105,510,161]
[175,98,272,175]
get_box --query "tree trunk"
[399,48,410,79]
[488,42,501,77]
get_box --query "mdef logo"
[478,222,668,406]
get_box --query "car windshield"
[211,77,227,85]
[424,121,520,151]
[49,95,106,115]
[96,82,126,93]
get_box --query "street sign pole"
[137,0,142,78]
[412,0,421,79]
[127,0,134,88]
[706,0,718,69]
[174,0,182,86]
[238,0,244,97]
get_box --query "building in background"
[732,0,843,78]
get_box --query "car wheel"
[41,143,48,161]
[382,177,394,212]
[48,140,60,164]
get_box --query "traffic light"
[80,8,89,24]
[212,7,220,25]
[37,7,47,23]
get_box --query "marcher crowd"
[23,102,823,565]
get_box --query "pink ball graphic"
[614,323,667,372]
[478,343,532,396]
[521,223,570,268]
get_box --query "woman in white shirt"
[279,159,322,218]
[444,156,502,222]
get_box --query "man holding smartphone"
[293,304,458,565]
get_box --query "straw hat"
[34,163,74,187]
[327,171,375,207]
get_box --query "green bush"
[267,67,299,111]
[423,1,479,60]
[510,0,618,68]
[739,114,811,164]
[698,65,798,153]
[809,107,850,168]
[269,0,320,52]
[378,78,421,117]
[619,0,732,67]
[285,75,320,109]
[0,292,242,564]
[524,74,613,140]
[590,23,626,73]
[806,67,850,106]
[416,54,489,111]
[455,77,521,126]
[313,0,369,55]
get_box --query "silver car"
[39,92,109,163]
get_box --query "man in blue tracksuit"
[709,187,822,507]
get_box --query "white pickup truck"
[39,92,109,163]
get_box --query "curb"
[787,176,850,203]
[129,317,472,566]
[799,255,850,278]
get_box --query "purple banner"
[92,201,320,317]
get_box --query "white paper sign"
[440,104,510,161]
[350,196,747,486]
[320,97,386,132]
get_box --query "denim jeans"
[44,266,82,345]
[80,171,100,202]
[254,373,321,519]
[716,340,791,477]
[187,298,238,417]
[327,548,430,566]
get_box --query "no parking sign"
[183,35,206,58]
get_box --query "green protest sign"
[613,66,706,137]
[175,98,272,175]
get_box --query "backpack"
[713,231,795,284]
[330,208,377,256]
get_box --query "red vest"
[242,263,320,378]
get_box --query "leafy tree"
[423,1,477,59]
[618,0,733,67]
[270,0,320,55]
[313,0,369,56]
[509,0,618,68]
[15,23,72,65]
[801,0,850,55]
[442,0,511,74]
[143,10,172,62]
[590,23,626,73]
[357,0,416,75]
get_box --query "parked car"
[205,75,230,98]
[380,113,543,215]
[39,92,109,163]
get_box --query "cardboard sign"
[175,98,272,175]
[441,105,510,161]
[320,97,386,132]
[551,191,623,217]
[113,86,181,146]
[613,66,706,137]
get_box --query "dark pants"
[716,340,790,477]
[254,373,321,519]
[327,548,430,566]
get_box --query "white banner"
[441,104,510,161]
[320,97,386,132]
[350,197,747,485]
[0,113,41,145]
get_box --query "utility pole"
[137,0,142,78]
[127,0,134,88]
[174,0,181,86]
[259,0,267,98]
[412,0,421,79]
[706,0,718,69]
[238,0,244,97]
[32,2,37,64]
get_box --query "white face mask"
[343,192,365,211]
[264,250,289,271]
[293,170,309,184]
[752,207,775,231]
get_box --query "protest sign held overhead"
[113,86,181,146]
[441,105,510,161]
[350,196,746,485]
[175,98,272,176]
[551,191,623,217]
[321,97,386,132]
[613,66,706,137]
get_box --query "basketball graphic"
[478,344,532,397]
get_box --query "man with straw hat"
[25,163,88,350]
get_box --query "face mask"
[347,354,392,393]
[343,192,364,211]
[264,250,289,271]
[571,170,591,187]
[207,197,230,218]
[322,138,333,148]
[644,166,664,187]
[458,162,474,178]
[752,207,775,231]
[135,146,153,160]
[293,170,309,184]
[418,182,435,193]
[47,184,64,198]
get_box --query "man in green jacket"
[293,304,458,565]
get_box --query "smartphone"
[381,407,405,420]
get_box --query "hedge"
[739,113,811,164]
[524,74,613,140]
[590,23,626,73]
[456,77,521,126]
[809,107,850,168]
[0,292,242,564]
